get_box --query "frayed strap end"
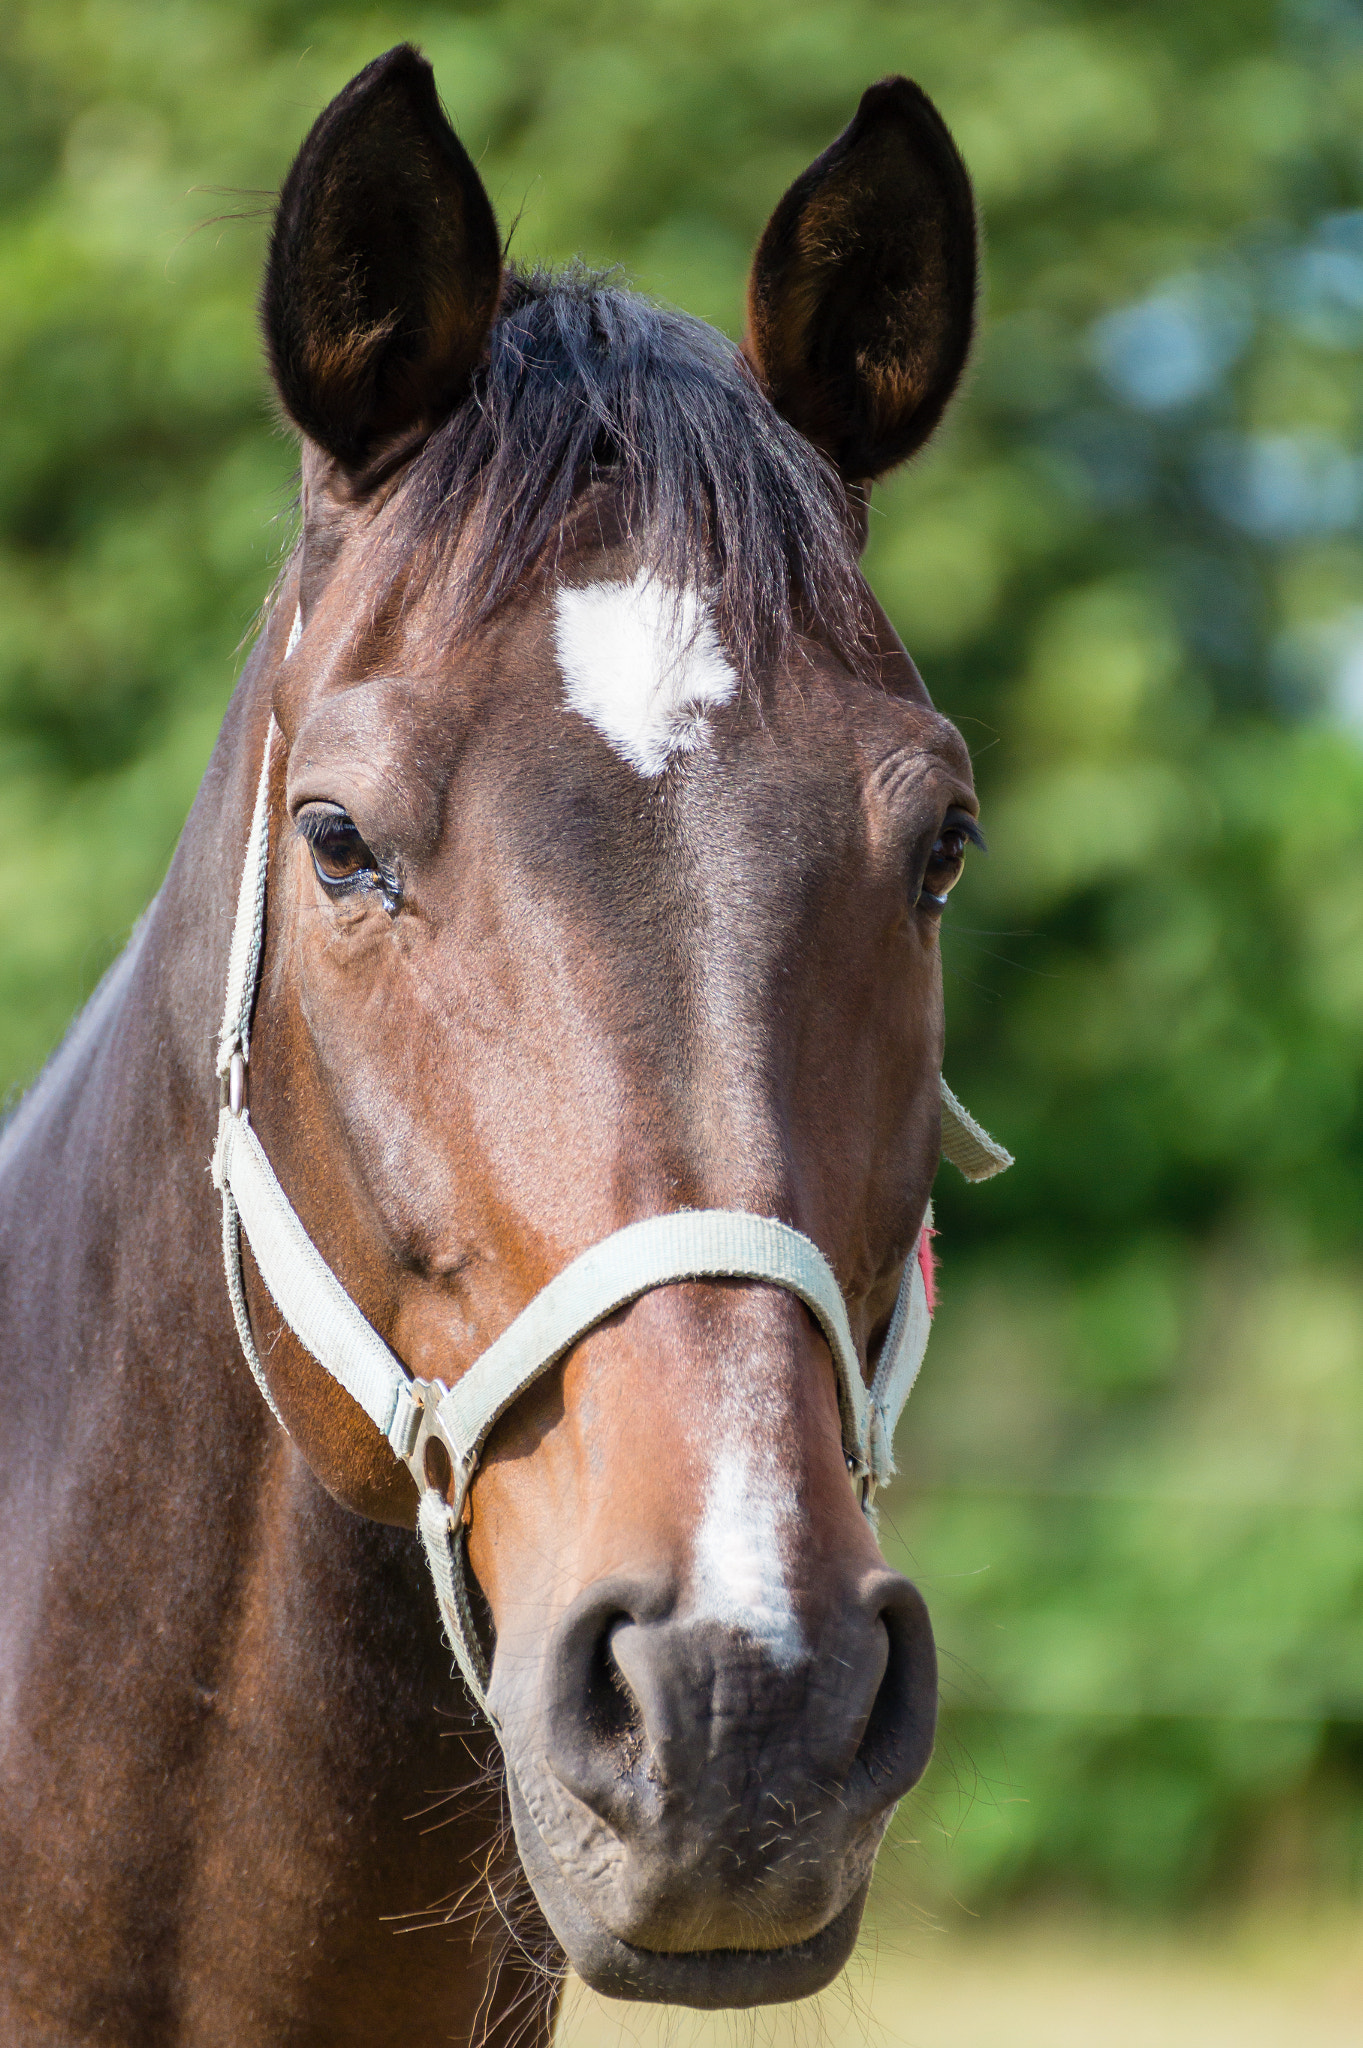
[940,1077,1014,1182]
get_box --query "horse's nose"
[541,1568,937,1839]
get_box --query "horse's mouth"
[505,1764,869,2008]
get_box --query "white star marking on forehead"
[554,571,739,777]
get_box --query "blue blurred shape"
[1331,614,1363,732]
[1277,211,1363,345]
[1198,429,1361,538]
[1091,274,1251,411]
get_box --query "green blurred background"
[3,0,1362,1927]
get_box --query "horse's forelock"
[382,265,870,677]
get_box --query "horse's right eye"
[296,804,376,888]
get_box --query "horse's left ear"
[743,78,977,484]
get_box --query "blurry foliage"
[2,0,1363,1915]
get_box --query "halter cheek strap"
[210,728,1012,1719]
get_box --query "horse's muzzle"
[491,1566,936,2005]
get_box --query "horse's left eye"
[297,804,376,888]
[918,808,983,912]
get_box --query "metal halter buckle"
[218,1049,249,1115]
[399,1378,470,1511]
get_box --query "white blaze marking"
[691,1447,804,1669]
[554,572,738,777]
[285,605,302,659]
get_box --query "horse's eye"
[918,807,984,913]
[297,804,376,887]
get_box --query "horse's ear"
[743,77,977,484]
[262,45,501,470]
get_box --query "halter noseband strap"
[210,727,1012,1719]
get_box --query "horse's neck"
[0,666,262,1466]
[0,905,150,1184]
[0,668,527,2044]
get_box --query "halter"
[210,726,1012,1719]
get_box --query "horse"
[0,43,1003,2046]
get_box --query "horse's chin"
[504,1763,869,2008]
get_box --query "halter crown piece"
[211,725,1013,1721]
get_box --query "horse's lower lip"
[504,1764,868,2008]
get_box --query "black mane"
[397,265,868,674]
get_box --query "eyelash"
[917,809,985,912]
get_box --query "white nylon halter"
[210,725,1012,1717]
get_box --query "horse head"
[234,44,983,2007]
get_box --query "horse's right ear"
[262,45,501,471]
[743,78,977,485]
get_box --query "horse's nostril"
[543,1580,661,1828]
[583,1616,645,1767]
[851,1575,938,1811]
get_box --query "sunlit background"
[4,1,1363,2038]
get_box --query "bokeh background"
[4,0,1363,2015]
